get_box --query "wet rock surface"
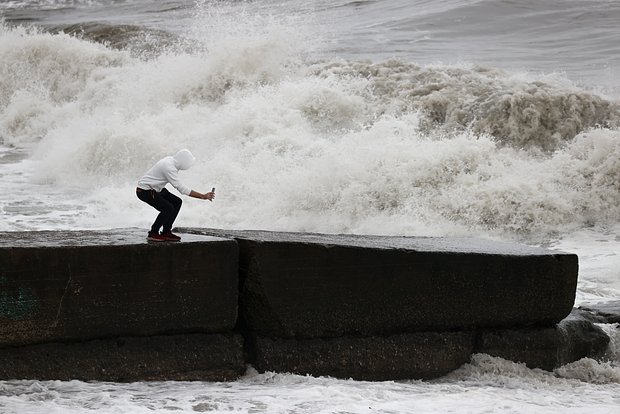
[577,301,620,324]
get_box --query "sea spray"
[0,24,128,106]
[0,23,128,148]
[311,60,620,151]
[1,21,619,238]
[555,357,620,384]
[0,1,619,412]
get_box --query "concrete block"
[476,310,610,370]
[250,332,475,380]
[0,333,245,381]
[0,229,238,347]
[181,228,578,338]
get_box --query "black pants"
[136,188,182,234]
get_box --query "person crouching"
[136,149,214,242]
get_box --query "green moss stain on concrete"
[0,277,38,321]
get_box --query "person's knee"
[161,202,175,215]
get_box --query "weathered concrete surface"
[180,228,578,338]
[476,310,610,371]
[249,332,475,381]
[0,228,238,347]
[247,310,609,380]
[0,227,591,381]
[0,333,245,381]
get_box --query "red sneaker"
[161,231,181,242]
[147,232,166,242]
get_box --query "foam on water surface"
[0,1,619,412]
[1,20,618,238]
[0,362,619,414]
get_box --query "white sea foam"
[555,357,620,384]
[0,1,619,412]
[552,227,620,305]
[0,362,619,414]
[1,22,618,239]
[312,60,620,151]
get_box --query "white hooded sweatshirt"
[137,149,195,195]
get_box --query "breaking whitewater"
[0,0,619,412]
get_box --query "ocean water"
[0,0,619,413]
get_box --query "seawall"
[0,228,609,381]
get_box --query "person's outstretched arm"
[189,190,215,201]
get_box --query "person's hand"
[204,191,215,201]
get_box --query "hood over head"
[173,149,195,170]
